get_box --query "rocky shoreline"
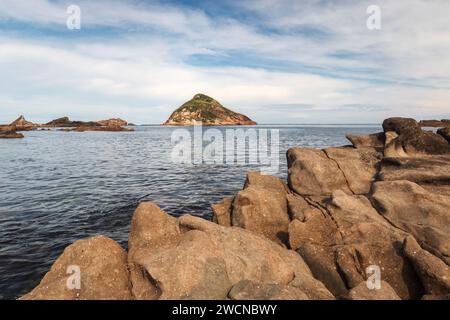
[21,117,450,300]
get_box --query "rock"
[419,120,450,128]
[403,236,450,296]
[45,117,101,128]
[346,132,385,149]
[97,118,128,127]
[213,172,291,245]
[382,118,450,156]
[287,147,352,196]
[0,130,24,139]
[10,115,36,130]
[324,147,381,194]
[371,180,450,265]
[228,280,309,300]
[378,156,450,185]
[21,236,132,300]
[437,127,450,143]
[128,203,333,300]
[163,93,257,126]
[347,281,401,300]
[72,126,133,132]
[211,197,233,227]
[286,193,310,221]
[127,202,181,299]
[383,117,420,134]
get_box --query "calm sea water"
[0,125,380,299]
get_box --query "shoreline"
[20,117,450,300]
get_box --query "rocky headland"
[21,117,450,300]
[163,94,257,126]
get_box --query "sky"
[0,0,449,124]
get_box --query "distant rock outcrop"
[45,117,101,128]
[97,118,128,127]
[419,119,450,128]
[163,94,257,126]
[10,115,37,131]
[0,129,24,139]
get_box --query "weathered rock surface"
[403,236,450,296]
[371,180,450,265]
[228,280,309,300]
[347,281,401,300]
[213,172,291,244]
[324,147,381,194]
[22,236,132,300]
[287,148,352,196]
[419,119,450,128]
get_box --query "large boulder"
[383,117,420,134]
[324,147,381,194]
[213,172,291,244]
[128,203,334,300]
[21,236,132,300]
[371,180,450,265]
[127,202,181,299]
[403,236,450,296]
[287,148,351,196]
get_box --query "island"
[163,93,257,126]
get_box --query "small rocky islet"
[163,93,257,126]
[21,117,450,300]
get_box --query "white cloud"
[0,0,449,124]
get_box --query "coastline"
[20,117,450,300]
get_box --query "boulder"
[128,203,333,300]
[287,148,351,196]
[347,281,401,300]
[345,132,385,149]
[213,172,291,244]
[21,236,132,300]
[324,147,381,194]
[403,236,450,296]
[371,180,450,265]
[437,127,450,143]
[10,115,36,131]
[383,117,420,134]
[127,202,181,299]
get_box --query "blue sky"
[1,0,450,124]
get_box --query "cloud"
[0,0,449,124]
